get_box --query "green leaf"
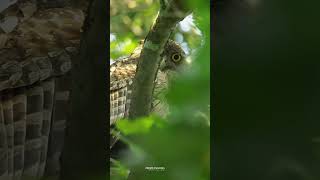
[115,116,165,135]
[110,158,130,180]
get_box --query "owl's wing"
[109,57,137,149]
[110,65,169,124]
[109,55,170,150]
[110,57,137,122]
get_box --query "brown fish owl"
[110,40,187,147]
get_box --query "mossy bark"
[128,0,191,119]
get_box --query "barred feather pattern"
[110,64,169,124]
[0,76,71,179]
[110,62,169,149]
[0,4,82,179]
[110,56,137,125]
[110,40,185,149]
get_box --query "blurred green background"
[110,0,210,180]
[214,1,320,179]
[110,0,203,63]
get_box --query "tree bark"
[128,0,191,119]
[60,0,108,179]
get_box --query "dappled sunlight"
[110,0,210,179]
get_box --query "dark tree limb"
[128,0,191,119]
[60,0,108,179]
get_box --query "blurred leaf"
[121,122,210,180]
[110,158,130,180]
[110,0,210,179]
[116,116,166,135]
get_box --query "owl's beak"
[159,58,168,72]
[159,57,176,72]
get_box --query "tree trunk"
[60,0,108,179]
[128,0,191,119]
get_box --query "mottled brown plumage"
[0,4,83,179]
[110,40,186,148]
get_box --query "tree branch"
[128,0,191,119]
[60,0,108,179]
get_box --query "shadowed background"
[214,1,320,179]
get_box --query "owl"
[110,39,186,148]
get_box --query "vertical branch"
[60,0,108,179]
[129,0,191,119]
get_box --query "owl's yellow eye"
[171,53,181,62]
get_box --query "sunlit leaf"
[110,158,130,180]
[110,0,210,179]
[115,116,165,135]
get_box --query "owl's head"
[159,40,187,72]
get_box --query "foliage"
[110,0,210,179]
[110,0,202,61]
[110,158,130,180]
[110,0,159,60]
[115,116,166,135]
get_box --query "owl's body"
[110,56,137,125]
[110,40,186,148]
